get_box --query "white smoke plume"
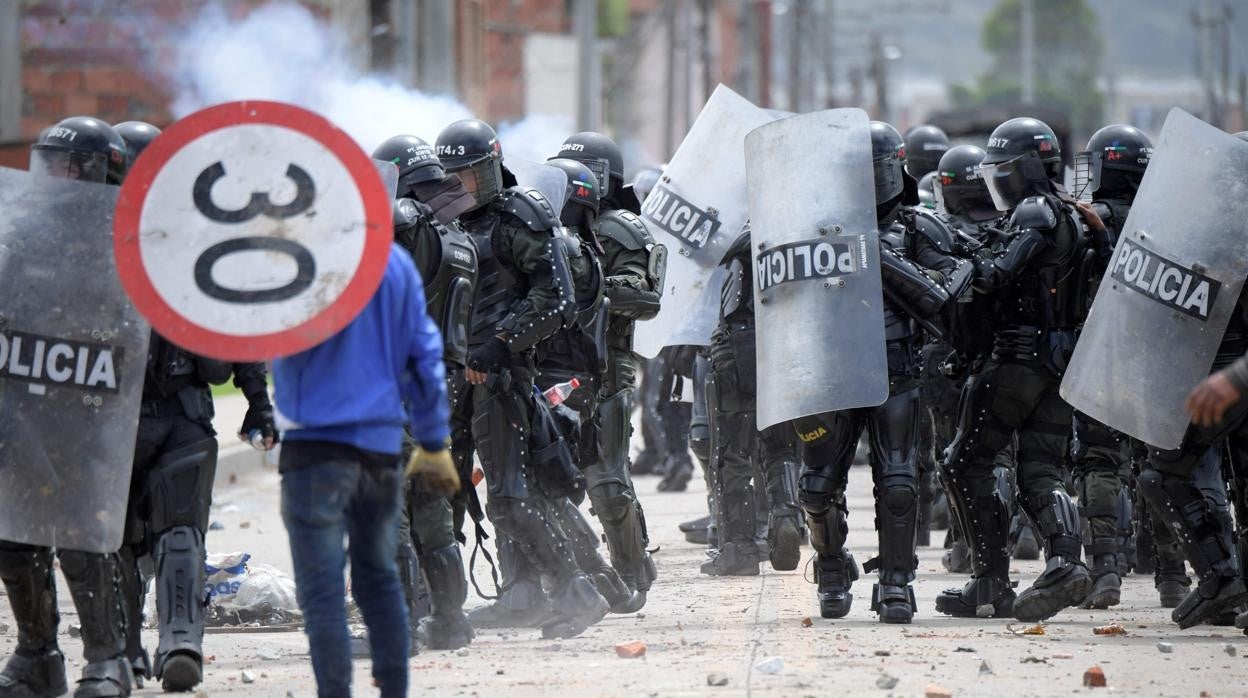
[163,1,569,161]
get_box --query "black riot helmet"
[934,145,999,223]
[903,124,950,178]
[30,116,127,185]
[1082,124,1152,199]
[435,119,504,211]
[979,117,1062,211]
[545,157,601,230]
[373,134,446,196]
[113,120,161,171]
[916,172,936,209]
[870,121,919,208]
[555,131,624,200]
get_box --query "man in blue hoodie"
[272,244,452,698]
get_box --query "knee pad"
[147,438,218,535]
[588,483,634,523]
[880,480,918,517]
[798,472,842,517]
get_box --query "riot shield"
[374,159,399,198]
[506,158,569,211]
[746,109,887,429]
[1060,108,1248,450]
[633,84,784,358]
[0,167,149,553]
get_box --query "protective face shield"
[980,152,1049,212]
[29,146,111,183]
[450,157,503,211]
[935,174,998,223]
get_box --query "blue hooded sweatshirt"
[272,244,450,455]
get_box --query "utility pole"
[1020,0,1035,103]
[757,0,772,107]
[664,1,678,157]
[788,0,803,112]
[737,1,758,103]
[574,0,601,131]
[821,0,836,108]
[699,0,714,110]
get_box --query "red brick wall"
[482,0,570,123]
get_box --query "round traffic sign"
[114,100,393,362]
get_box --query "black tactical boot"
[1082,547,1123,609]
[700,541,760,577]
[0,548,67,698]
[466,537,551,629]
[1139,469,1248,628]
[871,582,917,624]
[680,515,712,545]
[0,651,68,698]
[1010,515,1041,561]
[1153,541,1191,608]
[814,552,858,619]
[935,576,1016,618]
[553,499,645,614]
[766,512,803,572]
[116,548,151,688]
[72,660,134,698]
[539,574,610,639]
[421,544,475,651]
[942,537,972,574]
[1013,490,1092,622]
[146,526,207,693]
[657,453,694,492]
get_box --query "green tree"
[955,0,1104,135]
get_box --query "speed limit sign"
[113,101,393,361]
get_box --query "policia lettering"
[190,161,318,304]
[0,330,120,392]
[755,237,862,293]
[1109,240,1219,320]
[639,183,720,249]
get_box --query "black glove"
[239,403,279,447]
[467,337,510,373]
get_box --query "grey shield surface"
[634,84,784,358]
[0,167,149,553]
[373,159,399,198]
[507,158,570,211]
[746,109,887,429]
[1060,108,1248,450]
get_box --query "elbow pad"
[880,248,950,318]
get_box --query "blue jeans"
[281,446,409,698]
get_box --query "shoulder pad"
[393,198,428,229]
[594,209,653,251]
[501,187,560,232]
[912,209,955,254]
[1009,196,1058,231]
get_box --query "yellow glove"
[405,440,459,496]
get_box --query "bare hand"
[1075,201,1106,232]
[465,368,488,385]
[1185,371,1242,427]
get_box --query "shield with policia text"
[633,84,785,358]
[746,109,887,429]
[1060,108,1248,450]
[0,167,150,553]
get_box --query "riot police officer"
[701,226,804,576]
[435,119,609,639]
[1067,124,1153,609]
[937,117,1096,622]
[550,133,664,600]
[372,134,477,650]
[903,124,951,179]
[0,117,134,698]
[792,122,971,624]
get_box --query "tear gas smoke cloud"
[163,1,571,162]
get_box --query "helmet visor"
[980,154,1032,212]
[450,158,503,210]
[580,157,611,199]
[872,155,905,205]
[29,147,109,183]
